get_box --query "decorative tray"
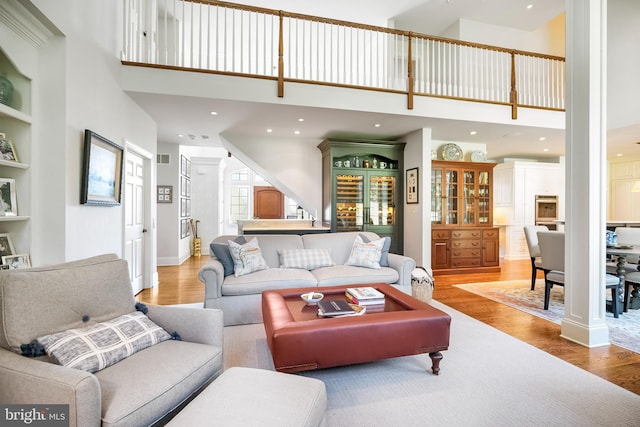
[470,150,487,162]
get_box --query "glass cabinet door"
[477,170,490,224]
[445,169,458,225]
[335,174,364,231]
[463,170,476,224]
[431,168,443,224]
[368,175,396,226]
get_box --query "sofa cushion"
[210,236,247,276]
[36,311,171,373]
[229,238,269,277]
[360,234,391,267]
[95,340,223,427]
[222,268,317,296]
[278,248,335,270]
[345,235,384,269]
[312,265,399,287]
[0,254,136,354]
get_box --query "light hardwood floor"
[137,257,640,395]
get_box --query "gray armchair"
[0,254,224,427]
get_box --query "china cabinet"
[431,160,499,274]
[318,139,405,254]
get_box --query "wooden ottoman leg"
[429,352,443,375]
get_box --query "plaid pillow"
[37,311,171,373]
[278,248,335,270]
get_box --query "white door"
[191,157,221,255]
[124,151,146,295]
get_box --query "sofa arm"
[0,348,101,426]
[198,259,225,299]
[388,253,417,286]
[146,305,224,348]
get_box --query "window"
[230,186,249,223]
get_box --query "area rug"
[454,279,640,354]
[223,300,640,426]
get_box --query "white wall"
[607,0,640,130]
[32,0,157,265]
[403,128,431,267]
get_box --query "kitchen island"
[237,219,331,235]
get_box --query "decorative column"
[561,0,609,346]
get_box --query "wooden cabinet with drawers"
[431,160,500,274]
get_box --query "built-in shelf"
[0,216,29,222]
[0,103,32,124]
[0,159,28,169]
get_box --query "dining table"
[606,244,640,312]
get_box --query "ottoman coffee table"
[262,284,451,375]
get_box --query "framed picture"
[0,178,18,216]
[157,185,173,203]
[406,167,419,204]
[181,155,188,177]
[0,233,15,260]
[2,253,30,269]
[81,130,124,206]
[0,133,18,162]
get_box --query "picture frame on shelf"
[80,130,124,206]
[406,167,419,204]
[0,233,15,259]
[0,133,18,162]
[2,253,30,269]
[0,177,18,216]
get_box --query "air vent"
[157,153,170,164]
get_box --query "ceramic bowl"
[301,292,324,305]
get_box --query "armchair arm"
[197,259,225,300]
[0,348,101,427]
[387,253,417,287]
[146,305,224,348]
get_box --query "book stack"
[317,300,365,317]
[345,287,385,308]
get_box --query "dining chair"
[537,231,621,317]
[523,225,549,290]
[606,227,640,275]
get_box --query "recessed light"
[374,123,381,128]
[210,111,218,115]
[470,131,477,135]
[617,153,623,157]
[177,134,184,138]
[298,118,304,122]
[294,130,300,135]
[527,4,533,10]
[267,129,273,133]
[543,148,549,152]
[539,137,546,141]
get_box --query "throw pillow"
[210,236,247,276]
[228,237,269,277]
[36,311,171,373]
[359,234,391,267]
[278,248,335,270]
[345,234,385,269]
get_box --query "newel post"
[277,10,284,98]
[510,51,518,119]
[407,33,414,110]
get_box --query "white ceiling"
[128,0,639,161]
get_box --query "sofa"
[0,254,224,427]
[198,231,416,325]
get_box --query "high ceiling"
[127,0,639,161]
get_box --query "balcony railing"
[122,0,565,118]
